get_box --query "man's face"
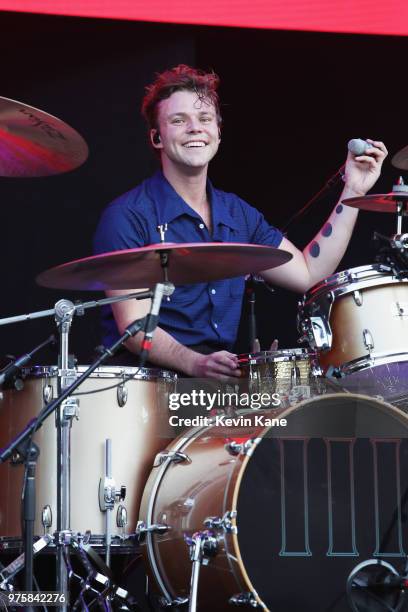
[153,89,220,171]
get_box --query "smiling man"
[93,64,387,380]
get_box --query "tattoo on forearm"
[322,222,333,237]
[309,241,320,258]
[336,204,343,214]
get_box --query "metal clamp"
[99,477,126,512]
[229,592,261,607]
[225,439,255,456]
[154,450,191,466]
[61,397,79,421]
[136,521,170,539]
[203,511,238,534]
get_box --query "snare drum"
[0,366,175,547]
[298,265,408,398]
[238,349,319,406]
[139,393,408,611]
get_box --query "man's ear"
[150,129,162,148]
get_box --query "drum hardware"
[0,534,53,590]
[157,223,168,243]
[98,438,127,566]
[185,530,219,612]
[346,559,406,612]
[154,450,191,466]
[116,506,128,530]
[353,290,363,306]
[136,521,170,540]
[229,592,261,608]
[41,505,52,531]
[203,511,238,534]
[362,329,375,352]
[225,439,256,456]
[117,381,128,406]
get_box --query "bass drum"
[139,393,408,611]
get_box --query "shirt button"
[214,322,218,329]
[211,289,216,295]
[199,223,205,229]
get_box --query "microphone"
[348,138,371,156]
[139,283,174,367]
[0,335,56,388]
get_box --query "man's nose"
[186,118,202,132]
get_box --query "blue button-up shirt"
[93,171,283,350]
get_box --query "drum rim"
[238,348,311,366]
[303,263,407,303]
[22,365,177,381]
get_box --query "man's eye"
[201,116,212,123]
[171,118,183,124]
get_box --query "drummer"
[93,64,387,381]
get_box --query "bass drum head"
[236,394,408,612]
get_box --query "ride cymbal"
[36,242,293,290]
[0,96,88,177]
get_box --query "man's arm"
[261,139,388,293]
[108,290,240,380]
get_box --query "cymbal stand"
[54,299,76,611]
[392,180,408,235]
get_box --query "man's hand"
[344,139,388,197]
[190,350,241,381]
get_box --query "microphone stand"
[281,165,345,233]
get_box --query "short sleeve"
[238,197,283,248]
[93,201,148,255]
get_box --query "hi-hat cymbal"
[0,96,89,177]
[36,242,293,290]
[342,192,408,213]
[392,145,408,170]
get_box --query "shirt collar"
[149,170,239,230]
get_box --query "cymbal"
[342,192,408,213]
[0,96,89,177]
[36,242,293,290]
[391,145,408,170]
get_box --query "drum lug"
[204,510,238,534]
[154,450,191,466]
[225,439,255,456]
[41,505,53,531]
[43,383,53,404]
[353,290,363,306]
[301,316,332,350]
[117,382,128,407]
[136,520,170,539]
[229,592,261,607]
[363,329,374,352]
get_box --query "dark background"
[0,11,406,364]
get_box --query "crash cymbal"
[0,96,88,177]
[392,145,408,170]
[342,192,408,213]
[36,242,293,290]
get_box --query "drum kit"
[1,97,408,611]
